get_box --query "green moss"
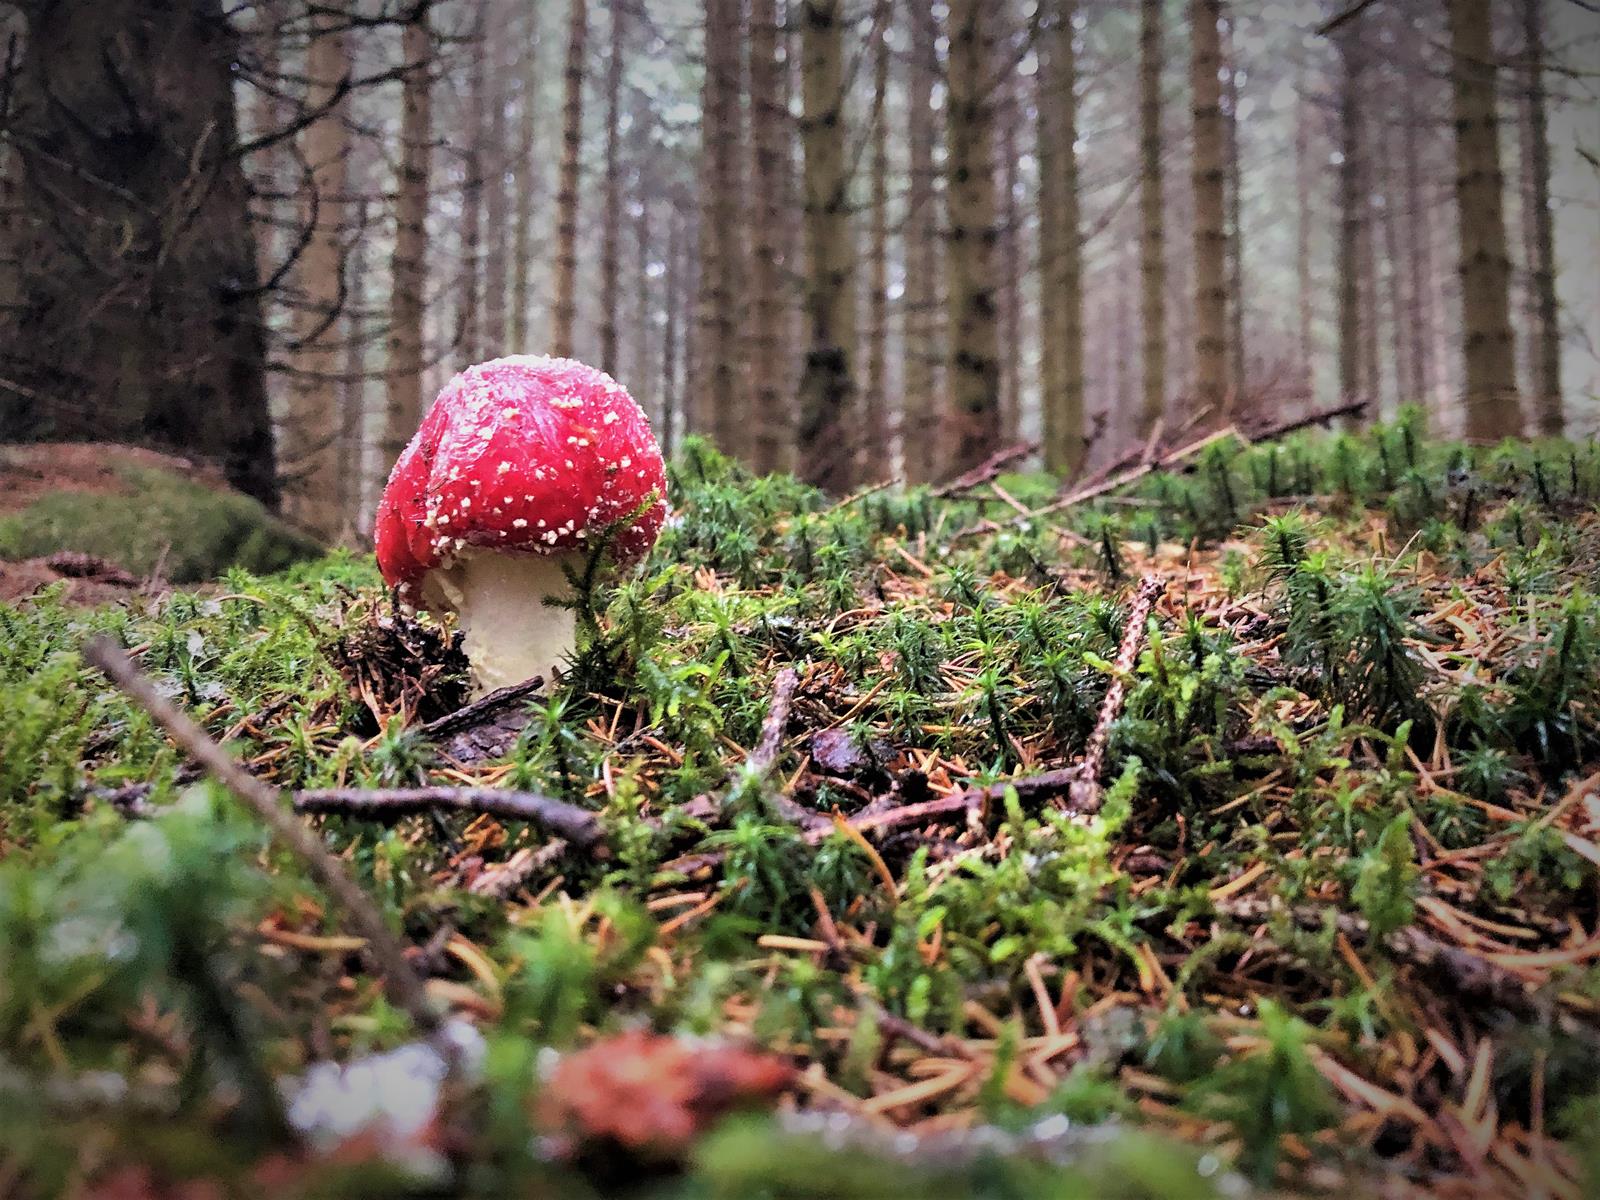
[0,464,321,581]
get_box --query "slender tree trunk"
[458,15,487,362]
[1445,0,1521,439]
[1137,0,1167,438]
[0,0,277,503]
[696,0,745,455]
[382,2,433,479]
[1400,75,1438,414]
[661,207,684,458]
[1335,21,1364,409]
[1039,0,1084,476]
[864,3,893,473]
[632,184,654,415]
[283,12,350,538]
[943,0,1002,475]
[598,1,626,375]
[1189,0,1228,426]
[550,0,588,358]
[902,1,942,482]
[1220,4,1246,411]
[1374,99,1409,413]
[509,4,542,351]
[482,5,510,352]
[340,200,368,533]
[796,0,857,492]
[996,67,1021,444]
[747,0,790,474]
[1518,0,1562,434]
[1294,75,1316,401]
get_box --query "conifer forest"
[3,1,1600,1196]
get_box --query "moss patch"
[0,464,321,582]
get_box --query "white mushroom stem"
[420,551,578,697]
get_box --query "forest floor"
[3,420,1598,1199]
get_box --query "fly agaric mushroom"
[374,355,666,696]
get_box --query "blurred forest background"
[1,0,1597,543]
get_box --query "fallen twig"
[295,786,603,847]
[467,838,570,898]
[932,441,1037,498]
[82,636,441,1038]
[751,668,798,775]
[1067,575,1165,812]
[746,668,823,829]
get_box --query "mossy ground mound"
[2,419,1599,1198]
[0,443,321,583]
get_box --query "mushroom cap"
[374,355,667,601]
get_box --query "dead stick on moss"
[82,636,440,1037]
[752,668,798,774]
[1067,575,1165,813]
[747,668,822,829]
[294,787,602,846]
[932,441,1036,498]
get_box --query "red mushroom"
[374,355,666,695]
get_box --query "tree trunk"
[1335,20,1365,410]
[458,13,487,362]
[747,0,791,474]
[598,1,626,375]
[1400,69,1438,416]
[282,12,351,538]
[0,0,276,503]
[901,0,942,483]
[1221,3,1246,411]
[943,0,1002,475]
[382,2,433,480]
[1039,0,1084,476]
[863,3,892,474]
[695,0,745,456]
[796,0,857,492]
[1189,0,1228,429]
[1137,0,1167,439]
[509,3,543,352]
[632,182,654,415]
[482,4,510,354]
[661,206,684,459]
[1294,72,1316,402]
[339,200,368,534]
[1445,0,1520,439]
[1518,0,1561,434]
[550,0,588,358]
[996,66,1023,446]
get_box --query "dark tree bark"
[0,0,276,504]
[382,1,433,479]
[901,0,942,483]
[695,0,745,456]
[943,0,1002,475]
[796,0,857,492]
[550,0,587,358]
[747,0,792,474]
[1189,0,1228,424]
[1446,0,1520,439]
[1038,0,1084,476]
[1334,18,1366,410]
[1137,0,1167,439]
[598,0,626,375]
[1518,0,1561,434]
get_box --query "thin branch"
[1067,575,1165,813]
[1315,0,1382,38]
[81,636,439,1037]
[294,786,603,847]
